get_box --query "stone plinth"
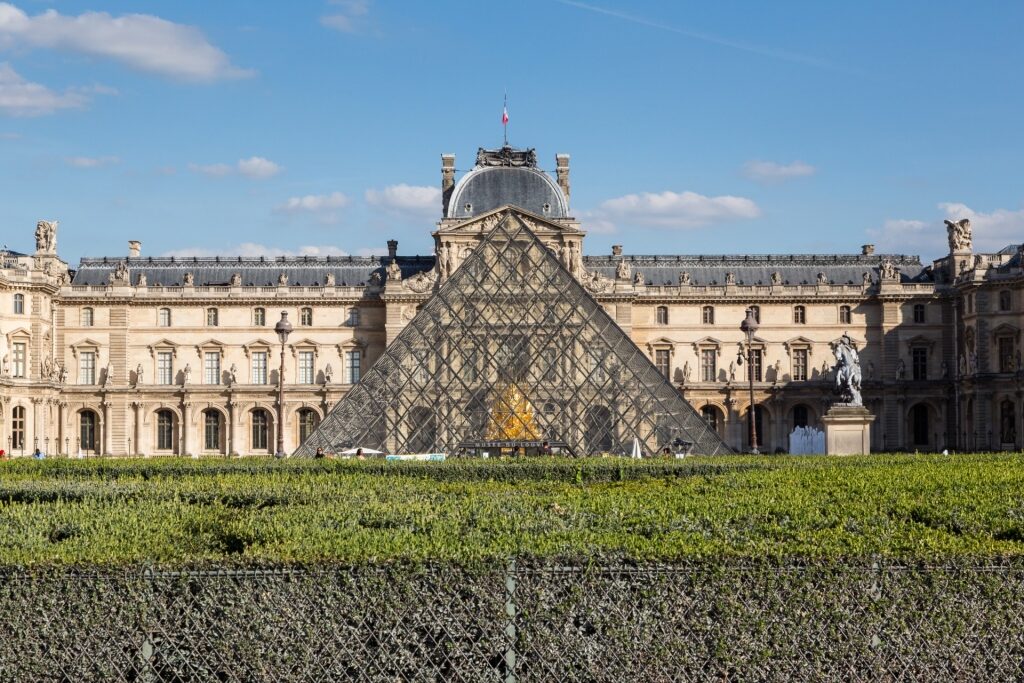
[821,405,873,455]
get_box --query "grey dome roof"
[447,165,568,219]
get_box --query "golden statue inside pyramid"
[485,383,541,441]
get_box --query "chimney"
[555,154,570,204]
[128,240,142,258]
[861,244,875,256]
[612,245,623,257]
[387,240,398,260]
[441,154,456,215]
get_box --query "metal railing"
[1,562,1022,681]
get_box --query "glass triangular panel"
[295,211,730,456]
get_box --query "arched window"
[156,410,175,451]
[839,305,852,325]
[253,307,266,326]
[203,410,222,451]
[999,290,1012,312]
[11,406,25,451]
[158,307,171,327]
[793,306,806,324]
[749,305,760,323]
[297,409,319,446]
[792,405,809,429]
[13,293,24,314]
[80,411,98,453]
[81,307,94,327]
[300,307,313,326]
[251,409,270,451]
[702,306,714,325]
[656,306,669,325]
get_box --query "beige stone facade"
[0,148,1019,455]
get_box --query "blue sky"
[1,1,1021,264]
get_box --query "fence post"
[504,559,518,683]
[140,566,157,683]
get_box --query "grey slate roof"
[70,255,436,287]
[583,253,932,286]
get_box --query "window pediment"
[195,339,227,357]
[784,336,815,355]
[69,337,101,358]
[242,338,275,358]
[6,327,31,344]
[338,338,366,354]
[290,338,320,358]
[904,334,936,352]
[646,336,674,353]
[691,336,723,355]
[991,323,1020,340]
[147,339,179,358]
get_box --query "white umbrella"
[340,447,384,455]
[630,438,642,459]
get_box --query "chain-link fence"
[1,563,1023,682]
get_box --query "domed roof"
[446,146,568,219]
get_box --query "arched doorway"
[701,405,723,436]
[910,403,929,448]
[251,409,271,453]
[80,410,99,455]
[1000,399,1016,447]
[202,409,225,454]
[297,408,320,448]
[791,404,813,430]
[408,406,436,454]
[155,409,177,453]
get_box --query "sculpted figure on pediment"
[615,260,631,280]
[278,272,289,286]
[584,271,610,293]
[35,220,57,253]
[136,273,147,287]
[386,259,402,282]
[724,272,736,285]
[816,272,828,285]
[633,270,643,286]
[945,218,972,252]
[879,259,899,280]
[679,271,691,285]
[406,269,436,293]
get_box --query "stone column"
[132,401,142,455]
[181,400,192,456]
[102,400,112,455]
[228,399,239,456]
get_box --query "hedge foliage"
[1,454,1023,566]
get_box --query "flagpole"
[503,92,508,147]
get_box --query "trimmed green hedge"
[1,454,1023,566]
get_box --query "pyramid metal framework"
[295,213,730,456]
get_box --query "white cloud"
[865,219,931,254]
[742,159,816,183]
[274,191,350,225]
[0,62,85,116]
[188,157,281,179]
[321,0,369,33]
[65,155,119,168]
[237,156,281,179]
[162,242,354,259]
[590,190,760,231]
[365,184,440,217]
[867,203,1024,258]
[188,162,233,177]
[0,2,252,82]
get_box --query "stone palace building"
[0,145,1020,455]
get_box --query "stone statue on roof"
[387,259,402,282]
[945,218,972,252]
[230,272,241,287]
[879,259,899,281]
[325,272,335,286]
[616,260,630,280]
[278,272,289,286]
[771,271,782,285]
[182,272,194,286]
[35,220,57,253]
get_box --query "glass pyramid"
[295,212,730,456]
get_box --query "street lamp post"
[740,307,760,454]
[275,311,293,458]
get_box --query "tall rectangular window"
[251,351,268,384]
[702,306,714,325]
[204,352,221,385]
[839,305,852,324]
[911,347,928,380]
[298,351,314,384]
[13,293,24,314]
[701,349,717,382]
[999,337,1015,373]
[206,308,218,327]
[11,406,25,450]
[78,350,96,384]
[12,342,26,378]
[655,350,670,378]
[253,308,266,326]
[157,352,173,385]
[749,349,763,382]
[346,350,361,384]
[590,349,607,383]
[793,349,808,381]
[158,308,171,327]
[913,304,926,323]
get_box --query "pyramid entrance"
[296,212,730,456]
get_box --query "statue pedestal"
[821,405,872,455]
